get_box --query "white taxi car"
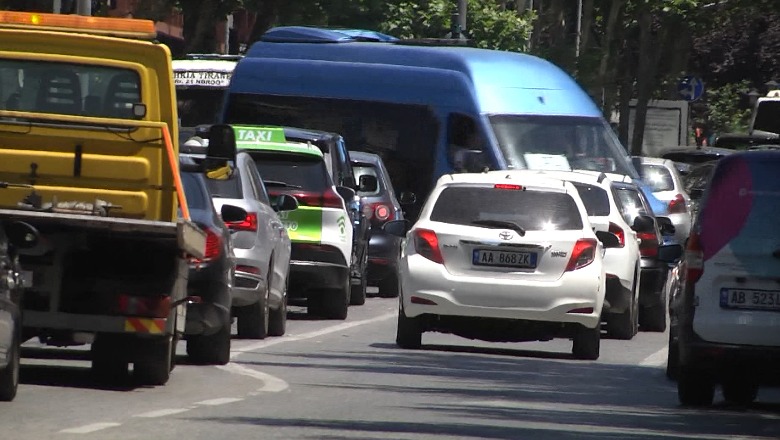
[383,172,621,360]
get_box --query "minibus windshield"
[489,114,638,179]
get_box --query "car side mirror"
[656,216,676,236]
[5,221,39,249]
[220,204,247,224]
[399,191,417,205]
[595,230,621,249]
[383,219,410,237]
[335,186,356,203]
[358,175,378,193]
[657,243,683,263]
[631,214,655,233]
[274,194,299,212]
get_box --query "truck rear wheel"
[91,337,128,383]
[134,336,173,386]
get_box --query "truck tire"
[236,290,269,339]
[187,323,231,365]
[0,326,20,401]
[134,336,173,386]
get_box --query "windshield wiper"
[470,219,526,236]
[264,180,302,189]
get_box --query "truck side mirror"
[205,124,237,178]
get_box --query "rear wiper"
[470,219,526,236]
[264,180,302,189]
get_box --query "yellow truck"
[0,11,210,386]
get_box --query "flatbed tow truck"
[0,11,209,385]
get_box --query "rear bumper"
[289,261,349,298]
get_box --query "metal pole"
[575,0,582,59]
[457,0,467,32]
[75,0,91,16]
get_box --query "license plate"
[720,288,780,311]
[472,249,537,269]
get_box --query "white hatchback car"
[528,170,642,340]
[384,172,621,360]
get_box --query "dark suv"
[349,151,414,297]
[281,127,372,305]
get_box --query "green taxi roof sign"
[233,125,287,144]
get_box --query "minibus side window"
[447,113,488,172]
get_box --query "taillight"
[372,203,393,221]
[565,239,597,271]
[637,231,659,258]
[685,232,704,284]
[289,189,344,209]
[115,294,170,318]
[225,212,258,232]
[608,222,625,247]
[413,229,444,264]
[668,194,687,214]
[191,228,221,264]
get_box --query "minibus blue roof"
[237,39,602,116]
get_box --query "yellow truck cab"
[0,11,207,386]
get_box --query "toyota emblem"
[498,231,513,240]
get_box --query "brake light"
[413,229,444,264]
[372,203,393,221]
[608,222,625,247]
[290,189,344,209]
[191,228,221,264]
[637,231,659,258]
[494,184,524,190]
[565,239,597,271]
[685,232,704,284]
[225,212,258,232]
[668,194,687,214]
[115,294,170,318]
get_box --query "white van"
[675,150,780,406]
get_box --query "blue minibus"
[222,26,661,218]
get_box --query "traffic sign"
[678,75,705,102]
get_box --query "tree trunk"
[248,0,282,44]
[182,0,220,54]
[630,5,656,156]
[597,0,626,117]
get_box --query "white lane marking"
[134,408,191,418]
[195,397,244,406]
[218,363,289,392]
[59,422,121,434]
[639,346,668,367]
[229,311,396,359]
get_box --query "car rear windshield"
[353,163,383,196]
[613,186,651,225]
[641,164,674,192]
[204,166,243,199]
[181,172,208,210]
[571,183,610,216]
[430,186,583,231]
[251,152,330,191]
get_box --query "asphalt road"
[2,293,779,440]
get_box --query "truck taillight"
[115,294,170,318]
[225,212,258,232]
[686,232,704,284]
[372,203,393,221]
[565,239,597,271]
[413,229,443,264]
